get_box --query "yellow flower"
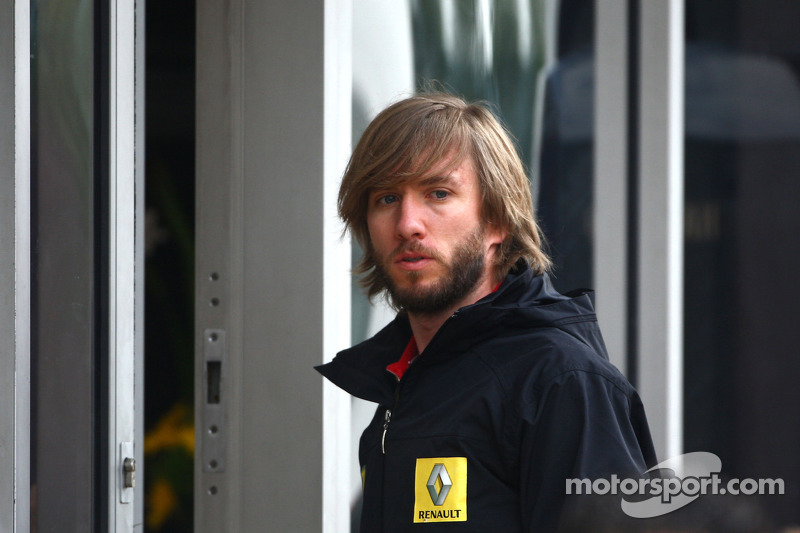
[145,402,195,455]
[146,477,178,530]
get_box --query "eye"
[430,190,449,200]
[376,194,398,206]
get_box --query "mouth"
[394,251,435,271]
[396,251,431,262]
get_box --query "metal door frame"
[0,0,32,530]
[0,0,143,529]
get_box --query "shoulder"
[477,326,636,407]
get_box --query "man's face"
[366,156,505,315]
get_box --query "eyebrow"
[416,174,459,188]
[368,172,460,198]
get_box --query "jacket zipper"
[381,311,462,455]
[381,409,391,454]
[381,381,403,454]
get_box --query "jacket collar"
[316,261,599,404]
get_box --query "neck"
[407,275,497,353]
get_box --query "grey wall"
[195,0,351,531]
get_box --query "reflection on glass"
[31,0,96,530]
[683,1,800,525]
[411,0,546,167]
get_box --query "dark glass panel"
[30,0,97,530]
[144,0,196,530]
[684,0,800,525]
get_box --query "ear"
[483,222,508,269]
[483,220,507,248]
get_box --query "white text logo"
[565,452,784,518]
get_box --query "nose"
[395,196,426,240]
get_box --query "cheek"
[365,211,379,238]
[366,216,391,252]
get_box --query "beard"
[375,228,487,316]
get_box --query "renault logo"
[414,457,467,523]
[426,463,452,506]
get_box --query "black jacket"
[317,264,656,532]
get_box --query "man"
[317,93,656,531]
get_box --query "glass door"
[29,0,141,530]
[31,0,98,527]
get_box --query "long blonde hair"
[338,92,551,300]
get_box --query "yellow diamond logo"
[426,463,452,505]
[414,457,467,523]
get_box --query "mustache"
[391,241,444,262]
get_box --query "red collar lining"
[386,337,418,380]
[385,282,502,380]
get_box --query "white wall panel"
[594,0,629,375]
[637,0,684,461]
